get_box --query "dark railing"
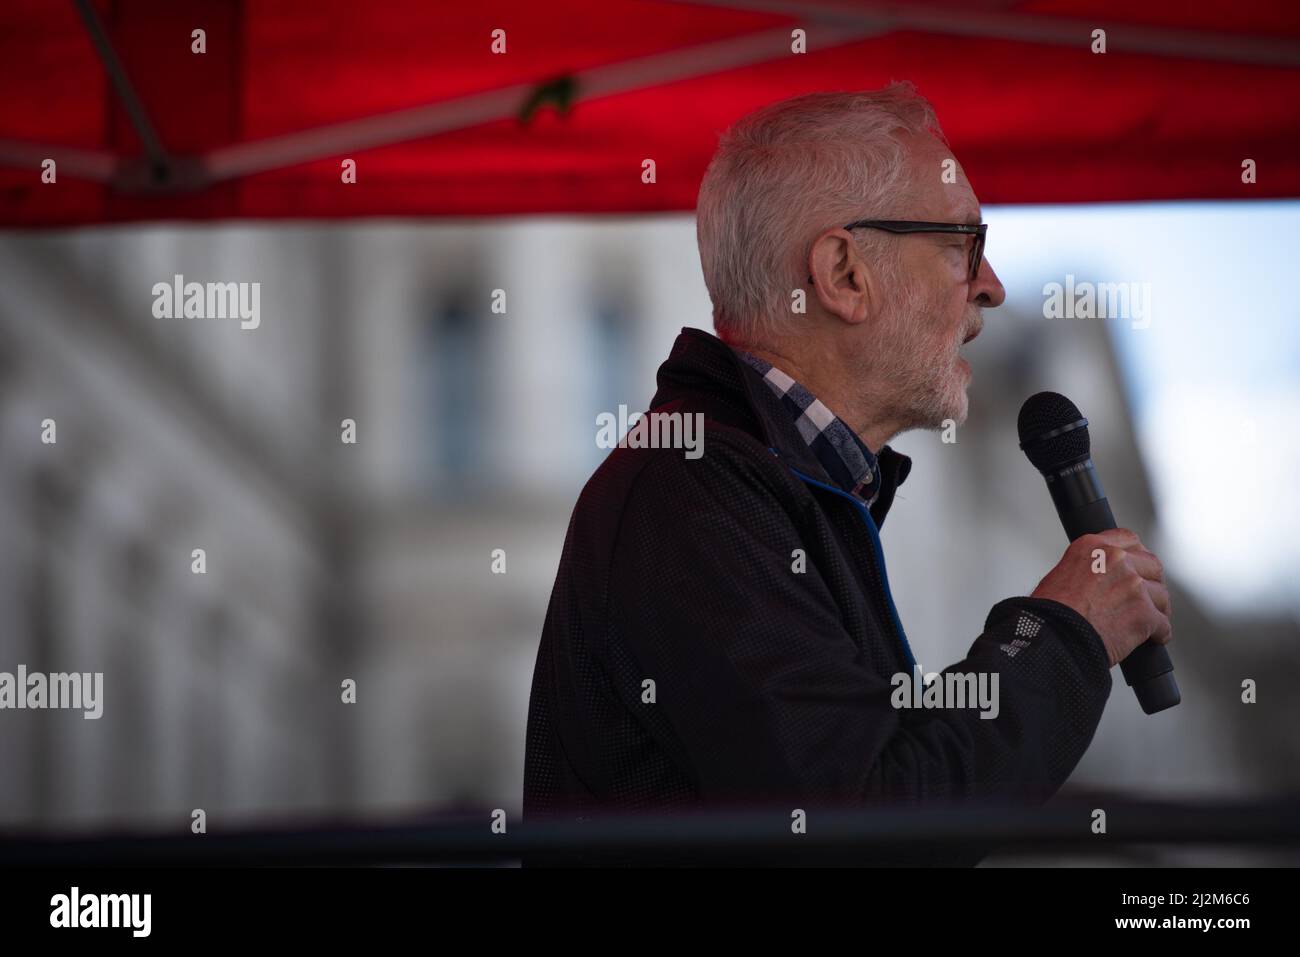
[2,797,1299,867]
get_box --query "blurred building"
[0,227,340,829]
[0,216,1295,865]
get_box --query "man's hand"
[1030,528,1173,668]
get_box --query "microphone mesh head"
[1017,391,1091,471]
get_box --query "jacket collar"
[649,327,912,527]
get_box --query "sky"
[986,200,1300,620]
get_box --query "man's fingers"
[1126,548,1166,583]
[1140,583,1173,644]
[1143,580,1172,619]
[1092,528,1141,550]
[1147,612,1173,644]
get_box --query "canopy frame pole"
[0,138,118,181]
[674,0,1300,67]
[198,20,885,184]
[71,0,172,182]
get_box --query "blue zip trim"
[768,448,918,673]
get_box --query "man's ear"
[808,228,877,326]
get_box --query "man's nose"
[971,257,1006,308]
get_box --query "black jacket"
[524,327,1111,838]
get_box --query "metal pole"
[71,0,171,181]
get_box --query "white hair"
[695,82,944,346]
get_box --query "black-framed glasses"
[843,219,988,281]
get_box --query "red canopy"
[3,0,1299,227]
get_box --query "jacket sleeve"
[607,442,1112,811]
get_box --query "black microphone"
[1017,391,1180,715]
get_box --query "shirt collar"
[732,348,882,507]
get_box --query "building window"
[423,292,487,490]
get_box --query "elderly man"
[523,84,1173,846]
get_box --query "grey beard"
[867,279,970,433]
